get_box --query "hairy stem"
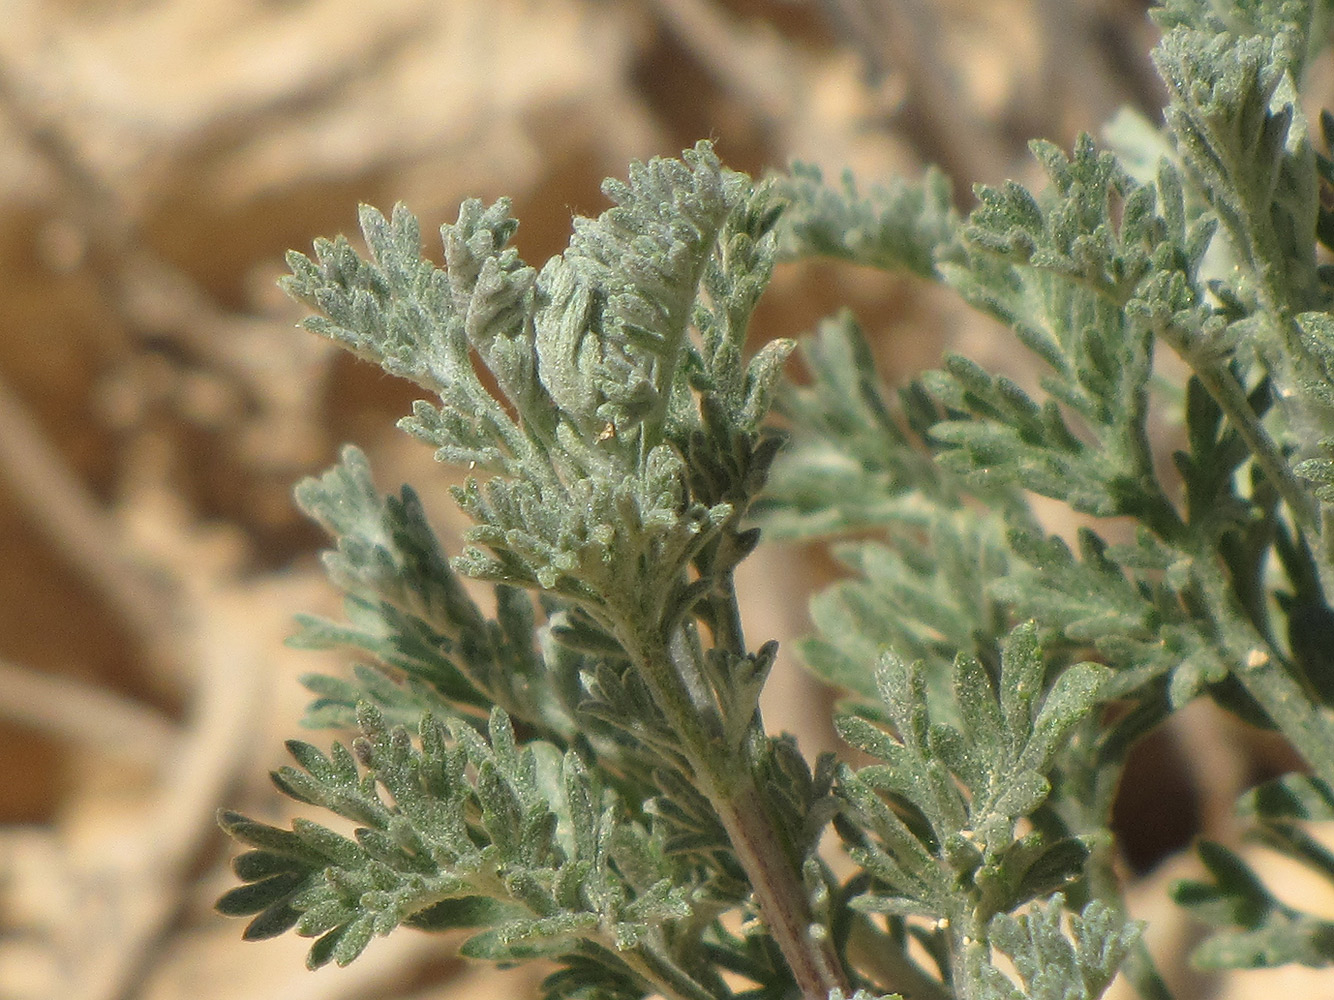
[706,776,850,1000]
[1232,646,1334,786]
[630,625,852,999]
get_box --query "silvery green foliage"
[217,706,693,970]
[281,143,787,635]
[221,3,1334,998]
[776,164,958,278]
[756,311,1020,704]
[769,0,1334,992]
[221,144,836,1000]
[974,897,1140,1000]
[834,624,1123,995]
[286,445,580,736]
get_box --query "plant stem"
[1232,645,1334,787]
[630,624,852,999]
[710,571,748,656]
[1160,320,1334,783]
[706,775,851,1000]
[947,918,989,1000]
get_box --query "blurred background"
[0,1,1329,999]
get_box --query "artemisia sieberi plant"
[219,3,1334,997]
